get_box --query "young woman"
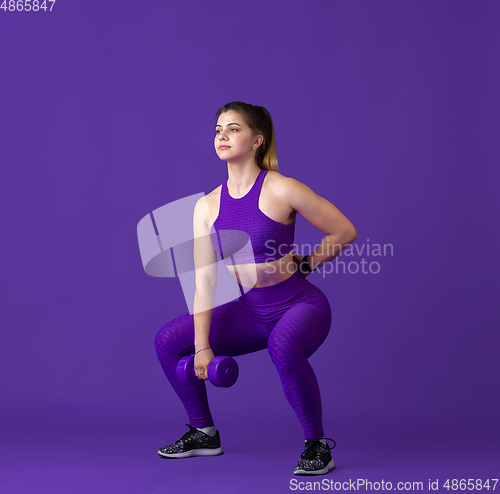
[154,101,357,475]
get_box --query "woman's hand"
[292,253,310,279]
[194,348,215,380]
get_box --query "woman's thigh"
[155,299,270,358]
[270,303,331,360]
[268,284,332,359]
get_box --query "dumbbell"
[176,355,239,388]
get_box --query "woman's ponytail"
[254,105,278,172]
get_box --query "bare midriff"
[227,250,297,288]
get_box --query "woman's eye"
[216,128,238,134]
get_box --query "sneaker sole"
[294,458,335,475]
[158,447,223,459]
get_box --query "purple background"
[1,1,499,493]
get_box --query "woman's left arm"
[283,176,358,272]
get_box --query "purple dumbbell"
[176,355,239,388]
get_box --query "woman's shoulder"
[264,169,300,198]
[204,182,223,203]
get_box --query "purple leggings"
[154,265,332,441]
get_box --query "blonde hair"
[214,101,279,172]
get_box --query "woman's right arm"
[192,197,218,379]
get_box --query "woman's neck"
[226,164,261,196]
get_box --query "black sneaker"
[294,437,336,475]
[158,424,223,458]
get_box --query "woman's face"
[214,110,261,162]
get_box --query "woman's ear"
[254,135,264,148]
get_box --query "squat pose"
[154,101,357,475]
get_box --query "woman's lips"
[219,146,230,149]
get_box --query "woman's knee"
[154,323,172,355]
[154,313,193,357]
[267,330,296,368]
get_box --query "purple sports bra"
[210,169,295,266]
